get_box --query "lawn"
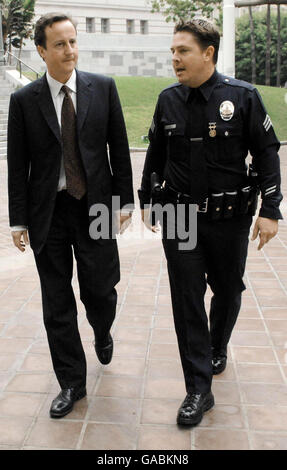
[256,85,287,143]
[114,76,174,148]
[114,76,287,148]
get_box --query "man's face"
[171,31,212,87]
[37,20,78,82]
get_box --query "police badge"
[220,101,235,121]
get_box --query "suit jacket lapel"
[76,70,92,134]
[35,74,62,144]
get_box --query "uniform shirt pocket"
[208,117,244,163]
[164,125,189,162]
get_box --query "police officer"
[138,18,282,426]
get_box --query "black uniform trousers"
[34,190,119,391]
[162,206,252,394]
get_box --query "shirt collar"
[184,69,219,103]
[46,69,77,99]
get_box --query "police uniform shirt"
[139,69,283,220]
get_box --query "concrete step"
[0,124,7,130]
[0,87,14,92]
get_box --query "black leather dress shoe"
[177,391,215,426]
[94,332,113,365]
[212,353,227,375]
[50,388,86,419]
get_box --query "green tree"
[1,0,23,52]
[149,0,222,23]
[248,6,256,83]
[0,0,34,56]
[12,0,35,58]
[235,11,287,87]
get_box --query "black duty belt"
[163,184,208,213]
[162,183,259,219]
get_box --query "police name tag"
[164,124,177,130]
[220,101,235,121]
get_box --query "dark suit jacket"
[7,70,134,254]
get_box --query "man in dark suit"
[7,13,134,418]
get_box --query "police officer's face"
[171,31,214,88]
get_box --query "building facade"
[21,0,174,76]
[19,0,223,77]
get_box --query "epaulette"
[219,74,255,92]
[159,81,183,95]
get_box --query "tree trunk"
[18,36,23,60]
[235,1,287,6]
[265,4,271,86]
[249,6,256,84]
[276,4,281,87]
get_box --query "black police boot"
[177,391,215,426]
[212,350,227,375]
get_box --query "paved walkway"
[0,148,287,450]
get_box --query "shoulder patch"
[263,114,273,132]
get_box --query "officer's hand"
[251,217,278,250]
[11,230,30,252]
[141,208,159,233]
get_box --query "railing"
[4,51,41,81]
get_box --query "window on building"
[86,18,95,33]
[140,20,148,35]
[126,19,135,34]
[101,18,110,33]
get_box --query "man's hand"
[251,216,278,250]
[141,208,159,233]
[11,230,30,252]
[119,213,132,234]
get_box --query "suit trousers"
[162,207,252,394]
[34,190,119,391]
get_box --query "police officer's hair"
[34,12,78,49]
[174,18,220,64]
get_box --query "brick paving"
[0,148,287,450]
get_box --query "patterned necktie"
[186,88,208,204]
[61,85,86,200]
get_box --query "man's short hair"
[174,18,220,64]
[34,12,77,48]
